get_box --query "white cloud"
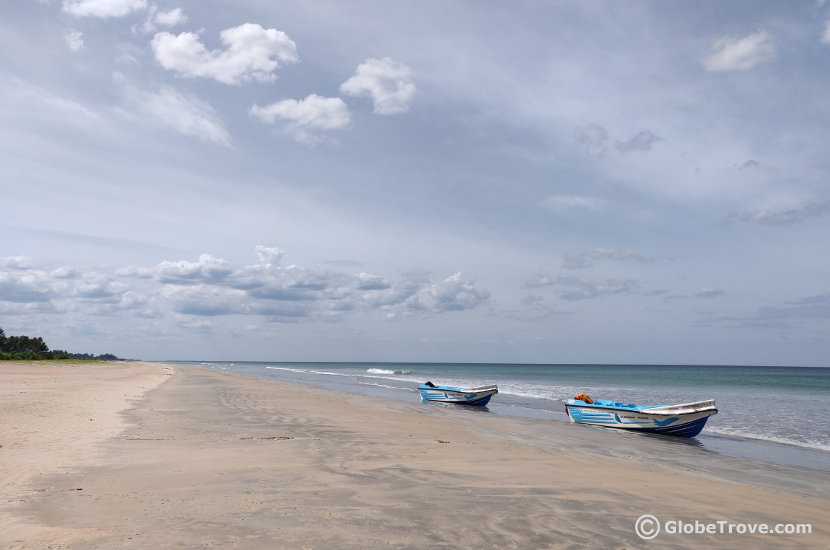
[151,24,298,85]
[139,6,187,33]
[62,0,147,18]
[156,254,234,284]
[340,57,416,115]
[250,94,351,144]
[120,80,232,146]
[64,29,85,52]
[3,77,98,120]
[154,7,186,27]
[0,249,491,332]
[703,30,776,72]
[405,272,489,313]
[575,123,609,157]
[543,195,604,212]
[254,245,285,266]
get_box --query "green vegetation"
[0,327,120,361]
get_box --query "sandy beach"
[2,361,828,549]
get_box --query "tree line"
[0,327,120,361]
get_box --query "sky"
[1,1,830,366]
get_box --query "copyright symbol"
[635,514,660,540]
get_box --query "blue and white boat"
[418,381,498,406]
[565,394,717,438]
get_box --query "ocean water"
[175,361,830,470]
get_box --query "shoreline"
[2,361,828,548]
[179,360,830,472]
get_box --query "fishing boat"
[564,393,717,437]
[418,381,498,406]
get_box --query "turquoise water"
[177,361,830,468]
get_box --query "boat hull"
[418,385,498,406]
[565,399,717,438]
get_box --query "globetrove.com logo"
[635,514,812,540]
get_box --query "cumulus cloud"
[62,0,147,18]
[340,57,416,115]
[0,250,490,325]
[139,6,186,33]
[703,30,776,72]
[615,130,662,153]
[405,273,490,313]
[0,270,55,303]
[255,245,284,266]
[64,29,84,52]
[250,94,350,144]
[575,123,609,157]
[151,23,298,85]
[564,248,653,270]
[544,195,604,212]
[154,7,185,27]
[119,80,231,145]
[0,256,36,271]
[156,253,233,284]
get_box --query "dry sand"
[1,361,828,549]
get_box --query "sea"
[173,361,830,471]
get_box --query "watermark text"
[635,515,812,540]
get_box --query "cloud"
[729,200,830,226]
[695,288,725,299]
[703,30,776,72]
[250,94,351,144]
[615,130,662,153]
[357,273,391,291]
[564,248,653,270]
[404,272,490,313]
[64,29,84,52]
[164,284,247,316]
[156,253,234,285]
[151,23,298,85]
[822,21,830,44]
[0,270,56,303]
[543,195,604,212]
[254,245,284,266]
[575,123,609,157]
[3,77,98,120]
[138,6,186,33]
[340,57,416,115]
[0,249,490,325]
[740,159,760,169]
[554,276,640,301]
[62,0,147,18]
[0,256,36,271]
[154,7,185,27]
[709,294,830,329]
[119,80,232,145]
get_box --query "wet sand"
[2,361,828,549]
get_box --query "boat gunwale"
[565,401,717,417]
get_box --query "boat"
[564,393,717,438]
[418,381,498,406]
